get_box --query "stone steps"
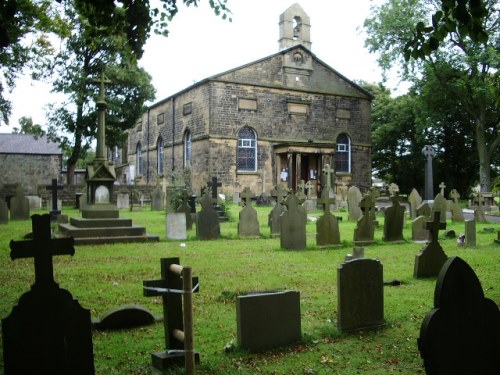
[69,217,133,228]
[66,234,160,245]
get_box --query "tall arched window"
[335,133,351,173]
[157,137,164,175]
[184,130,192,167]
[237,127,257,172]
[136,142,142,176]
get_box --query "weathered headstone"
[344,247,365,262]
[388,182,399,196]
[10,185,30,220]
[408,188,423,219]
[238,187,260,238]
[422,145,436,201]
[176,189,194,230]
[316,187,341,247]
[417,257,500,374]
[347,186,362,221]
[46,178,63,218]
[438,181,446,196]
[303,180,316,212]
[431,193,448,223]
[414,212,448,278]
[383,192,405,242]
[237,291,301,352]
[269,184,288,236]
[368,187,380,223]
[26,195,42,209]
[196,191,220,240]
[296,180,307,204]
[93,304,156,330]
[116,192,130,209]
[166,212,187,240]
[449,189,464,222]
[2,214,95,374]
[79,192,88,212]
[0,199,8,224]
[280,193,307,250]
[473,192,487,223]
[353,195,375,245]
[338,182,349,209]
[151,186,165,211]
[337,258,385,332]
[464,219,476,247]
[232,191,241,205]
[416,201,432,219]
[412,215,429,243]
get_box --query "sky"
[1,0,409,133]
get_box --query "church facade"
[127,4,372,196]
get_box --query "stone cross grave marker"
[2,214,95,374]
[269,184,288,236]
[409,188,423,219]
[316,186,341,247]
[207,176,222,201]
[280,193,307,250]
[388,183,399,196]
[418,257,500,374]
[353,194,375,244]
[422,145,436,201]
[238,187,260,237]
[383,192,405,242]
[10,185,30,220]
[143,257,200,370]
[449,189,464,222]
[337,258,385,332]
[439,181,446,196]
[176,189,193,230]
[196,191,220,240]
[46,178,63,219]
[304,180,314,199]
[369,187,380,223]
[473,192,487,223]
[322,164,334,190]
[296,180,307,204]
[414,212,448,278]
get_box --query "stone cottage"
[127,4,372,196]
[0,133,62,195]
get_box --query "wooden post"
[183,266,195,375]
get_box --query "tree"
[46,3,155,184]
[364,0,499,191]
[12,116,46,138]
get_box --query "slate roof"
[0,133,61,155]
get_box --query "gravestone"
[473,192,487,223]
[232,191,241,205]
[408,188,423,219]
[269,184,288,237]
[26,195,42,209]
[316,187,341,247]
[46,178,63,218]
[303,180,316,212]
[449,189,464,222]
[431,193,448,223]
[151,186,165,211]
[0,199,8,224]
[95,185,110,203]
[176,189,194,230]
[296,180,307,204]
[237,291,301,352]
[93,304,156,330]
[416,201,432,219]
[347,186,362,221]
[196,191,220,240]
[79,192,88,212]
[10,185,30,220]
[2,214,95,374]
[353,195,375,245]
[338,182,349,209]
[117,192,130,209]
[422,145,436,201]
[464,219,476,247]
[280,193,307,250]
[368,187,380,223]
[383,192,405,242]
[238,187,260,237]
[412,215,429,242]
[344,247,365,262]
[166,212,187,240]
[417,257,500,374]
[414,212,448,278]
[438,181,446,196]
[337,258,385,332]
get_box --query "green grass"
[1,204,499,374]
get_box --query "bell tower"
[278,3,311,51]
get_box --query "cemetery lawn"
[1,205,499,375]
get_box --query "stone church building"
[127,4,372,196]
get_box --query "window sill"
[237,171,259,175]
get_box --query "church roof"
[0,133,61,155]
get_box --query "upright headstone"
[368,187,380,223]
[176,189,194,230]
[344,247,365,262]
[383,192,405,242]
[431,193,448,223]
[269,184,288,236]
[116,192,130,209]
[464,219,476,247]
[473,192,487,223]
[166,212,187,240]
[280,193,307,250]
[195,191,220,240]
[347,186,362,221]
[338,182,349,209]
[412,215,429,243]
[45,178,63,219]
[2,214,95,374]
[422,145,436,201]
[416,201,432,219]
[79,192,88,212]
[316,187,341,247]
[303,180,316,212]
[10,185,30,220]
[296,180,307,204]
[337,258,385,332]
[0,199,8,224]
[237,291,301,352]
[238,187,260,237]
[414,212,448,278]
[408,188,423,219]
[151,186,165,211]
[449,189,464,222]
[417,257,500,374]
[353,195,375,245]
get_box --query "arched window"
[136,142,142,176]
[157,137,164,175]
[237,127,257,172]
[335,133,351,173]
[293,16,302,40]
[184,130,192,167]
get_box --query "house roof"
[0,133,61,155]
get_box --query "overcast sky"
[2,0,408,133]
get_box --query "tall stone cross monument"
[82,72,118,219]
[422,145,436,201]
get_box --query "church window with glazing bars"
[335,133,351,173]
[157,137,164,175]
[136,142,142,176]
[237,127,257,172]
[184,130,192,167]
